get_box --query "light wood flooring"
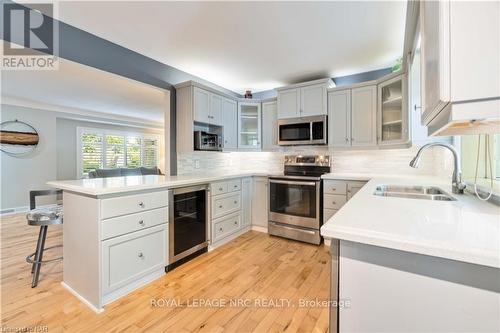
[1,213,331,332]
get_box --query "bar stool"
[25,190,63,288]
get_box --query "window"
[461,134,500,193]
[77,127,160,177]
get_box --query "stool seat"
[26,206,63,226]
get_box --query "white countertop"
[47,171,275,196]
[320,174,500,269]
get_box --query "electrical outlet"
[194,159,200,169]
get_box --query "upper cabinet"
[222,98,238,150]
[378,74,408,145]
[262,100,279,151]
[420,0,500,135]
[277,79,334,119]
[328,72,410,150]
[193,87,223,126]
[238,102,262,150]
[351,85,377,147]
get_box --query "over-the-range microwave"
[278,115,328,146]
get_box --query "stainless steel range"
[268,155,331,245]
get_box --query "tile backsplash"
[177,146,453,178]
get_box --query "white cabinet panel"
[212,192,241,219]
[262,101,278,150]
[251,177,268,228]
[209,93,223,126]
[101,224,166,294]
[277,88,300,119]
[351,86,377,147]
[328,90,351,148]
[213,212,241,242]
[101,191,168,219]
[101,207,168,240]
[301,84,327,117]
[222,98,238,149]
[241,177,252,227]
[193,87,210,124]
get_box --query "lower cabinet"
[251,177,268,228]
[323,179,367,223]
[213,212,241,243]
[101,224,167,295]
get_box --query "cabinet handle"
[138,220,145,225]
[138,202,145,208]
[234,185,238,188]
[234,201,238,204]
[332,201,336,205]
[234,221,238,225]
[331,188,336,191]
[219,187,223,191]
[219,227,223,231]
[345,137,348,142]
[138,252,144,259]
[219,205,223,209]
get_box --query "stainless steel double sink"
[373,185,457,201]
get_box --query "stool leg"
[31,227,45,274]
[32,226,48,288]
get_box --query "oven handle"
[269,222,317,235]
[269,179,317,186]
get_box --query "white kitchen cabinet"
[301,83,328,117]
[351,85,377,147]
[420,0,500,135]
[238,102,262,149]
[193,87,210,124]
[241,177,252,227]
[328,90,351,148]
[377,74,409,145]
[277,88,300,119]
[251,177,268,228]
[222,98,238,149]
[209,93,223,126]
[262,101,279,151]
[277,79,334,119]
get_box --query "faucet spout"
[409,142,466,194]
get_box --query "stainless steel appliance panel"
[278,115,327,146]
[268,221,321,245]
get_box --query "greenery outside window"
[78,127,160,178]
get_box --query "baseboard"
[324,238,331,247]
[251,225,268,233]
[102,269,164,306]
[61,282,104,314]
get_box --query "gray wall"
[1,104,163,211]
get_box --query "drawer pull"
[234,201,238,204]
[219,205,223,209]
[332,201,336,205]
[138,220,145,226]
[234,185,238,188]
[234,221,238,225]
[219,187,223,191]
[138,252,144,259]
[331,188,336,191]
[219,227,223,231]
[138,202,145,208]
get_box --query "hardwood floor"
[1,213,331,332]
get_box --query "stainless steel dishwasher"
[167,184,209,271]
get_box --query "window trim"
[77,126,160,178]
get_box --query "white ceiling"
[57,1,407,94]
[1,57,167,123]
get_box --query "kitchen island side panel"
[62,192,101,310]
[339,240,500,332]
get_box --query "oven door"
[268,178,320,229]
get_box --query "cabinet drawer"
[212,192,241,219]
[227,179,242,192]
[211,181,228,196]
[323,208,339,223]
[102,224,166,294]
[324,180,347,195]
[324,194,347,210]
[101,207,168,240]
[347,181,367,200]
[213,212,241,242]
[101,191,168,219]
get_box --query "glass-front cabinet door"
[238,102,262,149]
[377,74,408,145]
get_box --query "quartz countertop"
[320,174,500,269]
[47,171,277,197]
